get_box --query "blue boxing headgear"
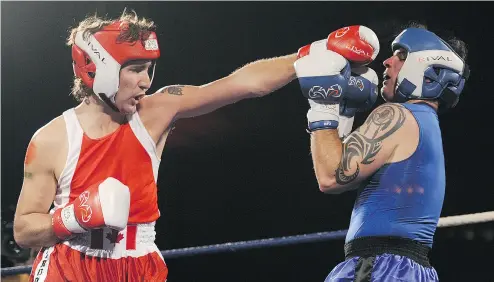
[391,28,470,108]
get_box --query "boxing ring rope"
[2,211,494,277]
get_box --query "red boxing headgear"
[72,21,161,103]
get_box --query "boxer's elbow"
[13,217,31,249]
[317,176,346,194]
[245,73,295,98]
[317,176,340,194]
[229,75,271,99]
[13,213,56,249]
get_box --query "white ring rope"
[2,211,493,276]
[437,211,494,228]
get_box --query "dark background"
[2,1,493,281]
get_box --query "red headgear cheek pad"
[72,45,97,88]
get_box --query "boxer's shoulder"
[354,103,419,160]
[28,114,68,170]
[359,103,414,137]
[363,103,419,163]
[32,114,66,145]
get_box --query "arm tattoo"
[161,86,184,96]
[24,171,33,179]
[335,105,406,184]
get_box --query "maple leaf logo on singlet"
[106,230,124,244]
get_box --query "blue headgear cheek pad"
[391,28,469,108]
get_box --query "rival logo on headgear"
[417,56,453,63]
[86,40,106,64]
[144,39,159,51]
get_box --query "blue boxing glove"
[337,66,379,139]
[295,39,351,132]
[341,66,379,117]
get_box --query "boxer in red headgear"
[13,9,300,281]
[13,8,381,281]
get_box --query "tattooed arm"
[14,121,62,248]
[311,103,411,194]
[145,54,297,120]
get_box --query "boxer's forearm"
[14,213,60,248]
[229,53,297,97]
[153,54,298,120]
[310,129,344,193]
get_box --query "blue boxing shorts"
[324,236,439,282]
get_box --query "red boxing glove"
[52,177,130,240]
[297,44,311,59]
[326,25,380,66]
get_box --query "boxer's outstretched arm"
[149,54,297,119]
[14,131,59,248]
[311,103,409,194]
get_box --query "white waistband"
[63,222,160,259]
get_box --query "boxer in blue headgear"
[297,24,469,282]
[384,27,469,109]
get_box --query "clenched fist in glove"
[295,28,379,139]
[327,25,380,66]
[337,66,379,139]
[295,39,351,133]
[52,177,130,240]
